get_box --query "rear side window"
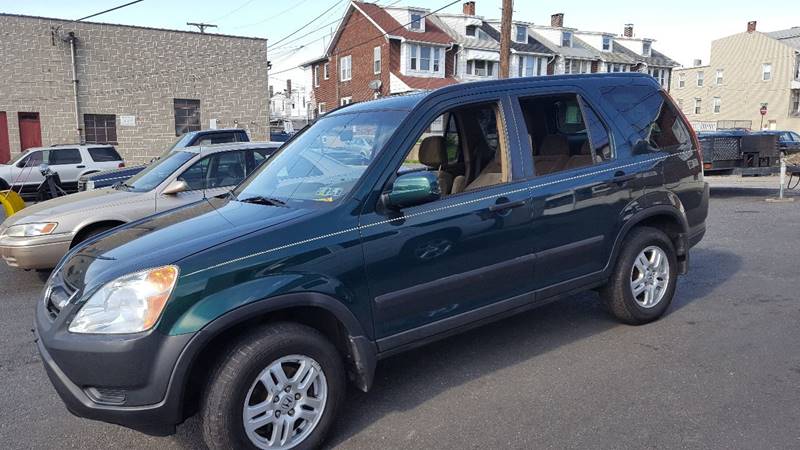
[195,132,239,146]
[601,84,693,153]
[49,149,82,165]
[88,146,122,162]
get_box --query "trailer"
[697,130,779,176]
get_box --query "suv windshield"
[122,150,195,192]
[234,110,406,205]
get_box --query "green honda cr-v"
[35,74,708,449]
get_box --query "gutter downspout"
[67,32,82,144]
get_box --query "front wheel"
[202,322,345,450]
[601,226,678,325]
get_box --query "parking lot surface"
[1,187,799,449]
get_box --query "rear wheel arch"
[176,293,376,421]
[607,206,689,275]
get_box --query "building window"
[696,71,704,87]
[339,55,352,81]
[712,97,721,113]
[373,46,381,74]
[517,55,545,77]
[642,41,651,57]
[762,63,772,81]
[515,25,527,43]
[694,98,702,115]
[174,99,200,136]
[318,102,326,114]
[561,31,572,47]
[83,114,117,144]
[410,12,422,30]
[678,72,685,88]
[677,98,684,110]
[565,59,590,74]
[323,63,330,80]
[715,69,723,85]
[313,66,319,87]
[606,63,630,73]
[340,97,352,106]
[466,25,476,36]
[602,35,612,51]
[408,44,441,74]
[466,60,495,77]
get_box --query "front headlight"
[5,222,58,237]
[69,265,179,334]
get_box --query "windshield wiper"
[113,182,131,191]
[236,195,287,207]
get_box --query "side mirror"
[162,179,188,195]
[382,171,441,210]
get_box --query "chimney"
[693,59,703,67]
[551,13,564,27]
[623,23,634,37]
[462,1,475,16]
[747,21,757,33]
[286,79,292,94]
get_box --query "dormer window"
[642,41,651,57]
[515,25,527,43]
[410,11,423,31]
[602,35,612,51]
[561,31,573,47]
[466,25,476,36]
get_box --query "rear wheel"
[202,323,345,450]
[601,227,677,325]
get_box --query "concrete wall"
[0,14,268,163]
[670,30,800,132]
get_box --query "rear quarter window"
[600,83,693,153]
[88,146,122,162]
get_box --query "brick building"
[0,14,268,163]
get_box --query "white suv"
[0,144,124,197]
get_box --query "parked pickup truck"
[78,128,250,191]
[35,73,707,450]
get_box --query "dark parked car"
[36,74,708,450]
[78,128,251,191]
[755,130,800,153]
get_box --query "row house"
[304,1,678,113]
[670,22,800,132]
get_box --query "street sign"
[760,105,768,116]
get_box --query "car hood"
[2,188,148,227]
[59,197,314,291]
[85,165,146,180]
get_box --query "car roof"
[327,72,657,116]
[190,141,283,155]
[24,143,116,151]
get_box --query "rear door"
[510,85,633,292]
[47,148,84,185]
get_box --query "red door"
[0,112,9,163]
[18,112,42,152]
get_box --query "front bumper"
[34,285,194,436]
[0,233,72,269]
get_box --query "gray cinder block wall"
[0,14,268,163]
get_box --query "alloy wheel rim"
[629,245,670,309]
[242,354,328,449]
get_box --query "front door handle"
[488,199,526,212]
[612,171,636,184]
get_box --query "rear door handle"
[76,165,85,168]
[612,171,635,183]
[488,199,526,212]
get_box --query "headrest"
[540,135,569,156]
[419,136,447,167]
[579,140,591,155]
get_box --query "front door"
[155,150,248,211]
[359,97,536,345]
[0,112,9,164]
[18,112,41,151]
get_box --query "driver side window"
[178,156,210,190]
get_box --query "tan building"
[670,22,800,133]
[0,14,268,164]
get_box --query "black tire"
[600,226,678,325]
[0,178,9,191]
[72,225,115,248]
[201,322,345,450]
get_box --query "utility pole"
[498,0,513,78]
[186,22,217,33]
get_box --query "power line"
[231,0,314,31]
[75,0,145,22]
[269,0,461,77]
[268,0,346,49]
[206,0,259,23]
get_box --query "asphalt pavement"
[1,186,799,449]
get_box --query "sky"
[2,0,798,91]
